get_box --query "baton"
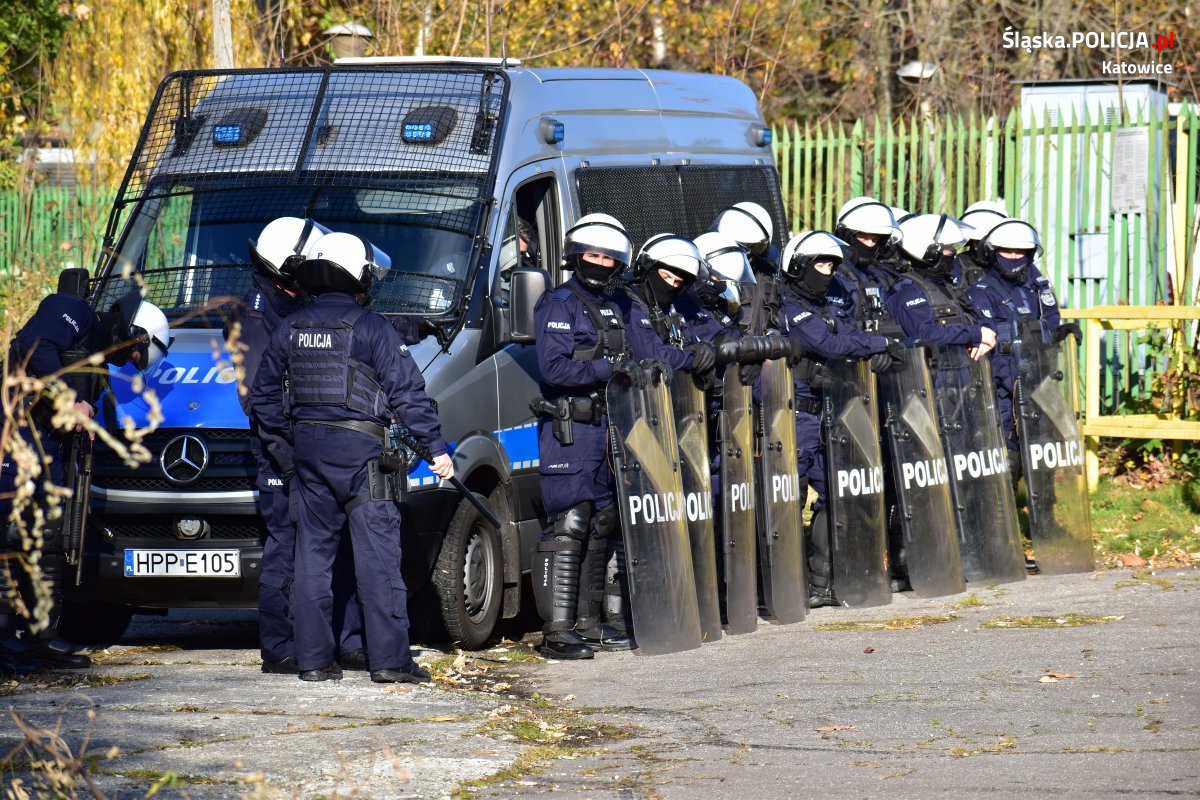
[390,424,503,529]
[68,433,94,585]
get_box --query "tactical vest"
[287,305,387,418]
[837,263,905,338]
[566,282,630,362]
[635,283,689,347]
[743,274,782,335]
[978,272,1042,344]
[903,272,976,327]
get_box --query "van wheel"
[433,488,504,650]
[57,600,133,645]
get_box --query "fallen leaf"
[386,685,413,694]
[1045,671,1076,679]
[816,725,855,732]
[863,646,875,654]
[1039,676,1058,683]
[1121,553,1147,567]
[472,749,498,756]
[563,694,576,701]
[1131,512,1145,522]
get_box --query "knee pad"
[592,504,617,540]
[553,503,592,542]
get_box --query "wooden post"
[213,0,234,68]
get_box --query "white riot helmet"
[298,231,392,296]
[638,234,704,306]
[781,230,846,300]
[962,199,1009,217]
[693,230,753,317]
[563,213,631,290]
[711,201,773,256]
[835,197,899,265]
[637,234,704,281]
[248,217,331,287]
[980,219,1042,283]
[108,290,172,373]
[959,208,1008,242]
[897,214,972,270]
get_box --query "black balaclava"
[647,269,688,307]
[925,253,957,281]
[793,260,836,301]
[995,252,1031,284]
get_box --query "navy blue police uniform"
[886,270,994,348]
[2,293,109,667]
[229,273,364,671]
[533,276,697,653]
[967,265,1062,452]
[251,291,446,676]
[780,283,890,509]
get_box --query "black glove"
[612,359,647,389]
[739,362,762,385]
[808,364,827,390]
[785,337,807,365]
[684,340,716,374]
[885,339,907,365]
[869,352,895,374]
[714,336,742,365]
[1053,322,1082,344]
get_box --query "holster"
[345,452,405,516]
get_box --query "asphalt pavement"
[1,568,1197,799]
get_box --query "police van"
[65,59,787,648]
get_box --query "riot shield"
[718,367,757,635]
[607,364,703,655]
[671,369,722,643]
[1013,329,1093,574]
[755,358,807,624]
[877,349,965,597]
[930,345,1025,585]
[822,358,891,608]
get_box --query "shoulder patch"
[60,313,81,333]
[1040,290,1057,307]
[639,318,652,327]
[905,297,927,308]
[980,308,992,318]
[546,320,571,332]
[791,311,812,324]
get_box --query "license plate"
[124,549,241,578]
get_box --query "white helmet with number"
[299,231,392,295]
[711,201,773,256]
[109,289,172,373]
[897,214,972,267]
[637,234,704,281]
[781,230,847,279]
[563,213,632,267]
[248,217,332,286]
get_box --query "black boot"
[22,556,90,668]
[575,507,632,652]
[806,509,836,608]
[598,537,635,650]
[533,535,593,660]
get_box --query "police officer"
[532,214,712,659]
[887,214,997,358]
[778,232,903,607]
[967,219,1078,455]
[250,232,452,683]
[230,217,368,675]
[3,281,169,670]
[958,201,1010,287]
[711,202,783,336]
[831,197,904,327]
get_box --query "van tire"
[57,600,134,645]
[433,488,504,650]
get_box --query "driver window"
[494,175,557,308]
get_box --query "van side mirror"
[505,267,549,344]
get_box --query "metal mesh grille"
[576,165,787,252]
[99,518,265,541]
[679,166,788,242]
[121,68,507,205]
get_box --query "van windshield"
[95,176,484,320]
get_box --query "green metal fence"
[0,185,114,276]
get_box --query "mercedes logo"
[160,435,210,485]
